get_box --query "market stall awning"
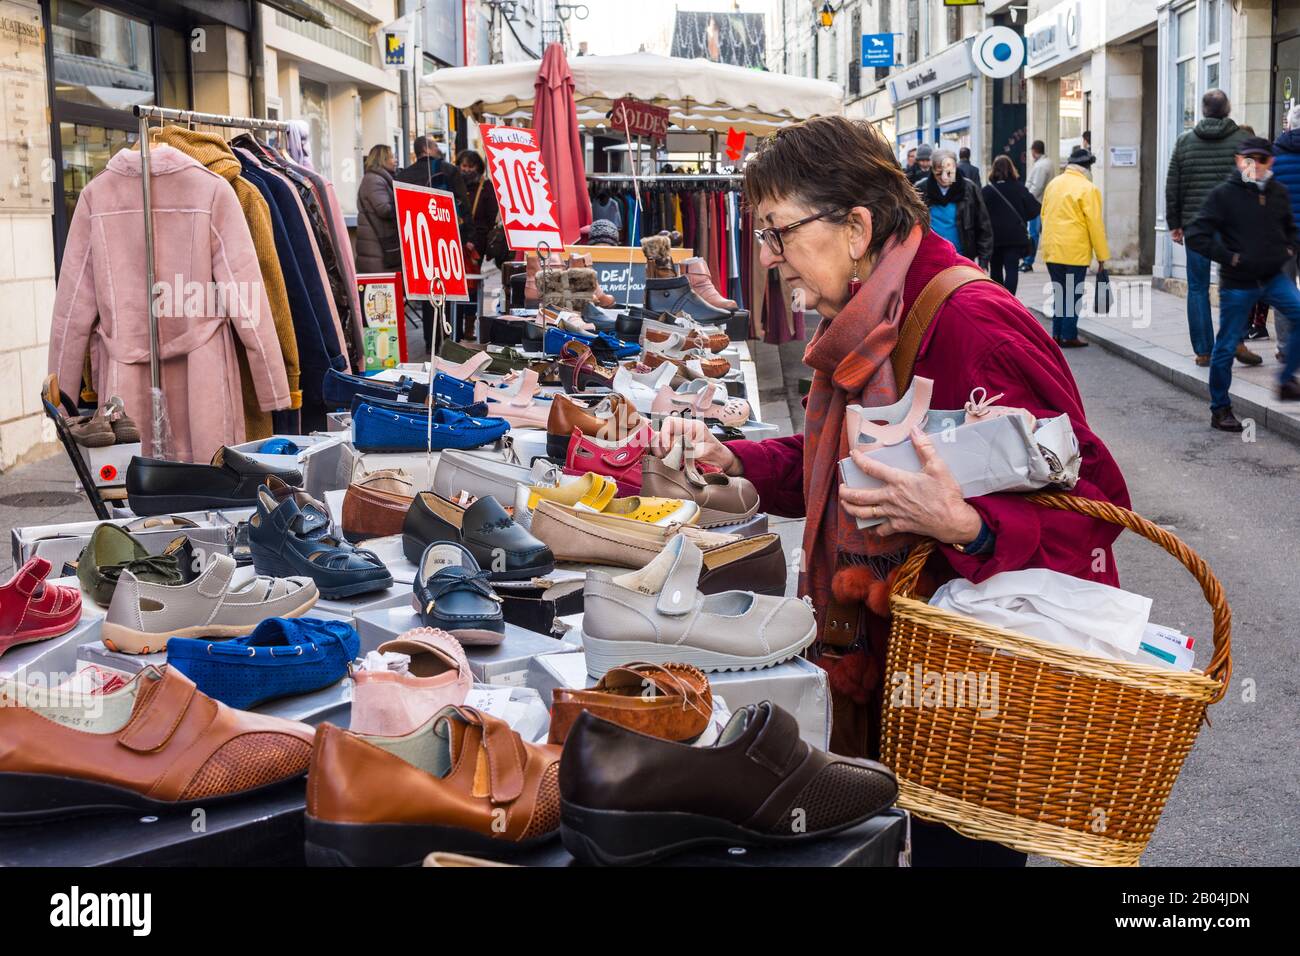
[418,52,844,137]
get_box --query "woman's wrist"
[948,503,984,546]
[720,446,743,477]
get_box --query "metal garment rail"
[586,173,743,183]
[131,106,293,457]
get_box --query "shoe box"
[310,581,414,621]
[354,604,580,686]
[11,512,241,571]
[495,570,585,636]
[227,432,338,467]
[528,649,831,751]
[0,582,107,684]
[709,510,769,538]
[75,440,142,490]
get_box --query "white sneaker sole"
[581,622,816,679]
[100,593,319,655]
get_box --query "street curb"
[1026,307,1300,444]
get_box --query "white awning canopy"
[418,52,844,137]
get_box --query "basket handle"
[890,492,1232,702]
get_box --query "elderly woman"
[654,116,1130,865]
[916,147,993,266]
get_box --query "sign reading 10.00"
[392,181,469,302]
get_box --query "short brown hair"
[990,155,1018,182]
[744,116,929,259]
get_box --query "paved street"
[1,327,1295,865]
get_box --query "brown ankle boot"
[641,235,675,279]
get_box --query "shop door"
[993,69,1027,176]
[1277,36,1300,136]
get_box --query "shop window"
[51,0,153,110]
[876,0,893,82]
[848,7,861,97]
[157,25,189,109]
[938,84,970,122]
[1174,5,1197,132]
[59,122,134,226]
[897,101,919,133]
[1204,0,1219,47]
[906,0,918,64]
[1059,73,1084,162]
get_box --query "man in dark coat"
[958,146,982,187]
[1165,89,1255,366]
[1271,103,1300,359]
[1185,137,1300,431]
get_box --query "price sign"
[393,181,469,302]
[610,97,669,143]
[479,123,564,253]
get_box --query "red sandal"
[0,556,82,656]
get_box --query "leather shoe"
[1279,377,1300,401]
[1195,354,1211,367]
[558,701,898,866]
[305,706,561,866]
[1235,343,1263,366]
[548,662,712,746]
[413,542,505,644]
[697,533,787,596]
[1210,406,1244,432]
[402,491,554,580]
[126,447,302,516]
[342,469,415,543]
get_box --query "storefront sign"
[610,97,670,144]
[887,39,974,106]
[0,0,51,213]
[972,26,1025,79]
[356,274,408,370]
[1109,146,1138,168]
[479,123,564,254]
[861,33,895,68]
[380,15,414,70]
[393,182,470,302]
[1025,2,1083,75]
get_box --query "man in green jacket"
[1165,89,1261,368]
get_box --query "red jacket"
[729,230,1130,587]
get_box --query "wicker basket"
[881,493,1231,867]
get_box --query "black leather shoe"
[644,276,733,324]
[1278,377,1300,401]
[402,491,554,581]
[558,702,898,866]
[582,300,618,333]
[615,308,644,340]
[1211,406,1244,432]
[126,448,302,516]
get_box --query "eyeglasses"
[753,210,837,256]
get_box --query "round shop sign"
[973,26,1026,79]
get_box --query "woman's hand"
[651,415,741,475]
[838,426,983,544]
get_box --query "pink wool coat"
[49,145,289,463]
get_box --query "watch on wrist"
[951,520,995,556]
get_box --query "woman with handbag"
[651,116,1130,865]
[982,155,1041,295]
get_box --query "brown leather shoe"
[0,665,313,822]
[549,662,712,746]
[641,441,760,528]
[1235,343,1263,366]
[342,469,415,543]
[305,706,562,866]
[558,701,898,866]
[642,349,731,379]
[697,533,787,596]
[529,501,740,568]
[546,393,643,461]
[1195,354,1211,367]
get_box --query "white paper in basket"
[928,569,1151,658]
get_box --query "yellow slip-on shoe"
[515,472,698,528]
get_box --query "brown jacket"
[153,126,303,437]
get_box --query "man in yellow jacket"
[1040,146,1109,348]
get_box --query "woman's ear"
[847,206,874,262]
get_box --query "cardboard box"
[12,513,237,571]
[353,604,579,684]
[497,574,585,635]
[227,433,335,470]
[75,441,142,488]
[311,583,413,621]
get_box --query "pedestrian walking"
[1165,89,1259,368]
[982,155,1040,295]
[1185,137,1300,431]
[1022,139,1053,272]
[908,144,933,184]
[1039,146,1108,348]
[355,145,400,274]
[915,148,993,267]
[958,146,982,187]
[903,146,917,178]
[1271,103,1300,361]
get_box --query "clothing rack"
[132,106,293,458]
[587,173,743,183]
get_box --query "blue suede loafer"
[249,486,393,599]
[166,616,360,710]
[352,405,510,453]
[543,327,640,361]
[413,542,504,645]
[348,392,489,420]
